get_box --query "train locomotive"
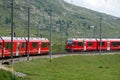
[66,38,120,52]
[0,37,49,58]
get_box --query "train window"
[22,42,26,48]
[42,42,47,48]
[88,42,93,46]
[32,42,38,48]
[72,42,76,46]
[5,42,12,49]
[0,43,2,49]
[78,42,83,46]
[112,42,120,47]
[102,42,105,46]
[67,41,72,46]
[98,42,105,46]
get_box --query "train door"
[41,41,49,54]
[16,42,20,56]
[31,42,38,55]
[83,40,86,51]
[0,42,2,58]
[107,41,110,51]
[0,42,2,50]
[77,41,84,51]
[38,42,41,54]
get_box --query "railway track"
[0,51,120,65]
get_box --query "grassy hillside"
[11,54,120,80]
[0,0,120,52]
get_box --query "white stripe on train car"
[107,42,110,51]
[16,42,20,56]
[84,41,86,51]
[38,48,41,54]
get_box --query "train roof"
[97,39,120,41]
[1,37,25,40]
[67,38,84,41]
[67,38,120,42]
[67,38,96,41]
[25,37,48,41]
[108,39,120,41]
[0,37,48,41]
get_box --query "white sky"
[64,0,120,18]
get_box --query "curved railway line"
[0,51,120,64]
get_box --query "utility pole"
[49,9,52,62]
[83,21,87,38]
[99,17,102,54]
[37,21,40,37]
[60,23,62,52]
[11,0,14,64]
[81,17,87,38]
[90,26,96,38]
[59,20,63,52]
[87,24,90,38]
[93,26,96,38]
[27,7,30,60]
[66,21,69,37]
[10,1,15,80]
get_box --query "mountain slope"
[0,0,120,52]
[0,0,120,37]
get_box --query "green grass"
[0,69,16,80]
[13,54,120,80]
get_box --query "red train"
[66,38,120,52]
[0,37,49,58]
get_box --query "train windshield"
[0,43,2,49]
[98,42,105,46]
[67,40,73,46]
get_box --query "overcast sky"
[64,0,120,18]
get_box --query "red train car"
[15,37,27,56]
[41,38,50,54]
[0,37,27,57]
[66,38,84,52]
[0,37,50,58]
[25,37,49,55]
[25,38,42,55]
[97,39,109,51]
[65,38,120,52]
[2,37,18,57]
[109,39,120,50]
[85,39,97,51]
